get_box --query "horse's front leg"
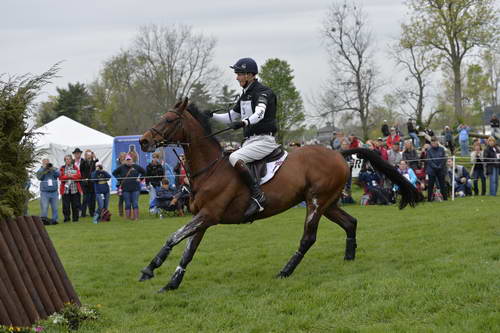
[139,213,210,282]
[158,229,206,293]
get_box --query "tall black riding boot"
[234,160,266,220]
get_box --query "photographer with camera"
[36,158,60,225]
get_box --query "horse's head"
[140,97,189,152]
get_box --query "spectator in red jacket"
[375,138,389,161]
[348,134,361,149]
[59,154,83,222]
[386,127,401,149]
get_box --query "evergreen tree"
[0,65,59,220]
[211,85,242,145]
[215,85,238,107]
[35,96,57,126]
[53,82,95,126]
[189,82,213,110]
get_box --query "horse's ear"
[174,100,182,108]
[179,97,189,112]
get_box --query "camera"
[46,163,53,168]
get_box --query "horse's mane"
[186,103,221,148]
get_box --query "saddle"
[248,146,287,185]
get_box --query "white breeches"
[229,135,280,166]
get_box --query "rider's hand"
[230,121,246,130]
[204,110,214,118]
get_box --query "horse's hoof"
[276,271,290,279]
[138,268,154,282]
[157,284,178,293]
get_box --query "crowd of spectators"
[34,147,192,225]
[328,118,500,206]
[33,114,500,223]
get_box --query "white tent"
[30,116,114,196]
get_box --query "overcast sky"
[2,0,412,125]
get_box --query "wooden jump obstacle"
[0,216,79,327]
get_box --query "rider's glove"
[204,110,214,118]
[230,121,246,130]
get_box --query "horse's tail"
[341,148,424,209]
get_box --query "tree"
[481,47,500,106]
[0,65,59,220]
[368,94,424,138]
[214,85,238,107]
[35,96,57,126]
[464,63,494,118]
[212,85,242,145]
[259,58,305,144]
[391,26,439,127]
[321,0,382,140]
[91,24,219,135]
[189,82,212,110]
[406,0,499,122]
[35,83,96,128]
[52,82,95,127]
[90,51,147,135]
[133,24,219,109]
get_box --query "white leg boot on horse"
[139,212,214,287]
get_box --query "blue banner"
[111,135,184,191]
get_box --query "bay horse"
[138,97,422,292]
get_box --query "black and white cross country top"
[212,80,277,138]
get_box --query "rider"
[208,57,279,219]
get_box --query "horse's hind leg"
[277,198,322,278]
[159,230,206,293]
[323,204,358,260]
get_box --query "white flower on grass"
[49,313,68,325]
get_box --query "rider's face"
[236,73,253,87]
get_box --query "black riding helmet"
[230,58,258,74]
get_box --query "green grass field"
[27,193,499,333]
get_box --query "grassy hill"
[27,194,499,332]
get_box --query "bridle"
[147,108,225,182]
[148,110,186,147]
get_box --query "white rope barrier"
[34,174,179,184]
[34,156,499,184]
[452,156,456,201]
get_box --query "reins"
[203,126,233,138]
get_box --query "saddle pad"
[260,151,288,185]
